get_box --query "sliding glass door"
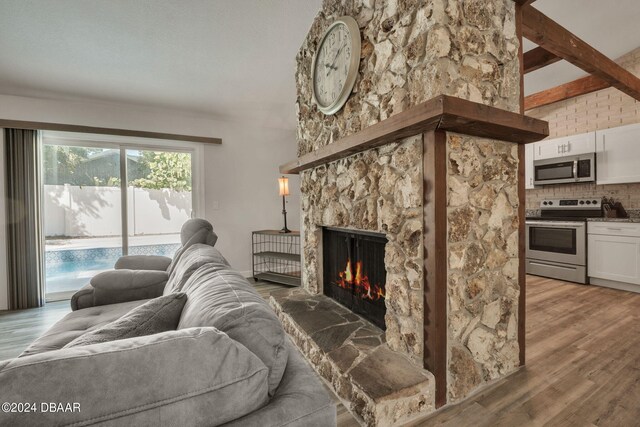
[42,138,195,301]
[43,145,123,300]
[125,149,192,257]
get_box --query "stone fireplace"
[271,135,433,425]
[322,227,388,330]
[272,1,549,425]
[300,136,425,363]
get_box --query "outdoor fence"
[44,185,192,237]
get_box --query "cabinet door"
[535,132,596,160]
[525,143,536,189]
[588,234,640,284]
[563,132,596,156]
[535,138,564,160]
[596,123,640,185]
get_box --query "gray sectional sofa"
[0,220,336,426]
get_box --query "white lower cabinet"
[588,222,640,291]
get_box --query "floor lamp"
[278,176,291,233]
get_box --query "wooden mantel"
[279,95,548,174]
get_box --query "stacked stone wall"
[295,0,520,155]
[446,133,521,401]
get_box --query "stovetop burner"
[531,197,604,222]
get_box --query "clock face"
[312,17,360,115]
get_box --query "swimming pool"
[45,243,180,294]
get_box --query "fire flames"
[337,259,385,301]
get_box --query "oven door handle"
[529,261,577,271]
[526,221,586,228]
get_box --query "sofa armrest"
[114,255,172,271]
[70,283,95,311]
[85,270,168,308]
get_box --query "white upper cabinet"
[596,123,640,185]
[525,143,536,189]
[534,132,596,161]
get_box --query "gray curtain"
[4,129,45,309]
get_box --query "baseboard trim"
[589,277,640,293]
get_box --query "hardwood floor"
[415,275,640,427]
[1,276,639,426]
[0,300,70,360]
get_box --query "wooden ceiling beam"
[523,46,561,74]
[522,5,640,102]
[525,74,611,110]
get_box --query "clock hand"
[329,45,344,68]
[325,46,345,76]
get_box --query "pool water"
[45,243,180,295]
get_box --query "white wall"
[0,129,8,310]
[202,122,300,275]
[0,94,300,279]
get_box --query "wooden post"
[515,2,527,366]
[423,129,448,407]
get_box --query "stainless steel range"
[526,198,603,284]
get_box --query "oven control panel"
[540,198,601,210]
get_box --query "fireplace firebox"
[322,227,387,330]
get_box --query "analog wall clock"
[311,16,361,115]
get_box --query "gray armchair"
[70,219,218,311]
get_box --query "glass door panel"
[125,149,193,258]
[43,144,122,300]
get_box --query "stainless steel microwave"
[533,153,595,186]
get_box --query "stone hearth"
[271,288,434,426]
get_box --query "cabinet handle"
[606,228,623,231]
[557,145,561,154]
[566,141,571,152]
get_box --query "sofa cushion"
[178,265,288,396]
[64,293,187,348]
[1,328,269,427]
[163,243,230,295]
[222,339,337,427]
[20,300,149,357]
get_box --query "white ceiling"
[0,1,639,130]
[0,0,322,129]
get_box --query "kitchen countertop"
[587,217,640,223]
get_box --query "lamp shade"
[278,176,289,196]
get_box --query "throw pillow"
[64,293,187,348]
